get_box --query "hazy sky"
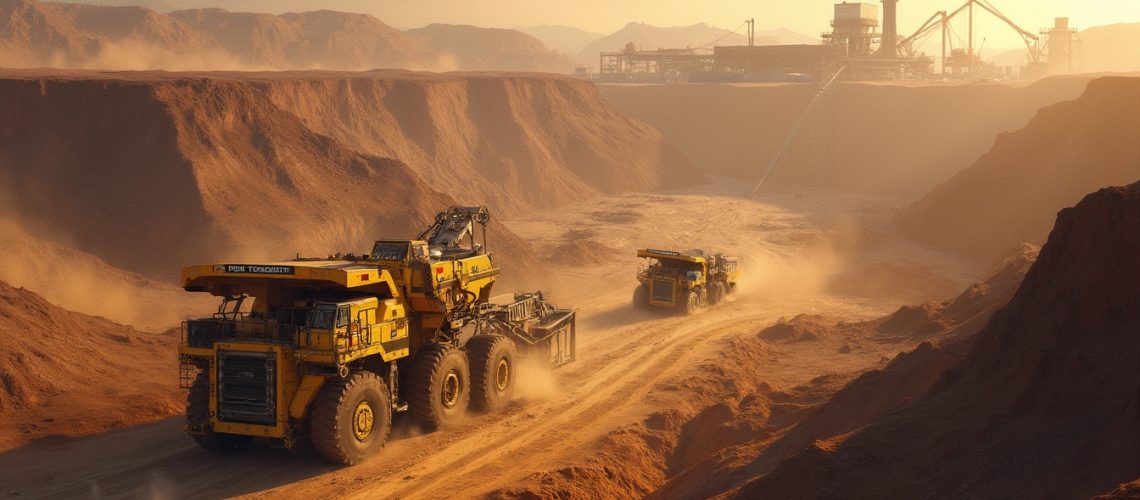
[86,1,1140,50]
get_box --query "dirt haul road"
[0,181,980,498]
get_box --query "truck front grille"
[651,279,674,302]
[217,351,276,425]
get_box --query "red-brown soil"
[600,75,1101,197]
[0,69,693,280]
[0,279,181,452]
[901,76,1140,261]
[730,181,1140,498]
[494,231,1038,498]
[763,243,1036,345]
[406,23,577,73]
[545,239,621,266]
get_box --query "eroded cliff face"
[0,69,695,279]
[901,76,1140,261]
[256,72,699,213]
[742,181,1140,499]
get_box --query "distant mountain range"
[986,22,1140,74]
[515,24,605,58]
[577,22,817,65]
[407,23,576,73]
[0,0,576,72]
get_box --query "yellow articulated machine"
[634,249,740,314]
[179,206,576,464]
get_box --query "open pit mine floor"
[0,180,982,499]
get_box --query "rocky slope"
[901,76,1140,261]
[0,280,181,451]
[0,69,694,279]
[496,242,1039,498]
[737,181,1140,498]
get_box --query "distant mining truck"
[178,206,576,465]
[634,248,739,313]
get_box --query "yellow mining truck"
[634,249,739,314]
[178,207,575,464]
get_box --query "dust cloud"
[515,358,563,403]
[0,215,210,331]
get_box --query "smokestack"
[882,0,898,58]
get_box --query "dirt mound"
[406,24,576,73]
[761,245,1037,346]
[492,337,784,499]
[649,244,1037,498]
[600,75,1097,197]
[738,181,1140,498]
[0,217,213,331]
[901,77,1140,261]
[545,239,621,266]
[0,279,181,451]
[0,69,690,280]
[758,315,860,343]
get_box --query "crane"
[896,0,1042,74]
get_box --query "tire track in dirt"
[339,304,775,499]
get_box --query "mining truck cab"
[634,248,738,314]
[709,253,740,293]
[177,206,576,465]
[635,249,709,311]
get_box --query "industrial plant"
[598,0,1080,82]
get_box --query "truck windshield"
[307,305,337,329]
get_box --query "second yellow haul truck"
[178,207,575,464]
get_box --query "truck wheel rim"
[353,400,375,441]
[494,358,510,392]
[442,370,461,408]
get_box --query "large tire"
[681,290,700,315]
[467,335,518,411]
[709,282,727,306]
[310,371,392,465]
[633,284,651,309]
[187,371,252,453]
[407,343,470,431]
